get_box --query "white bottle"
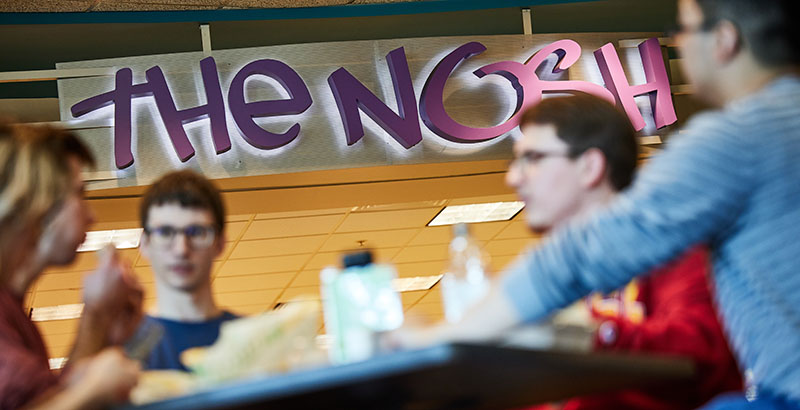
[441,223,490,323]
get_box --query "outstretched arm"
[390,111,755,348]
[501,113,754,323]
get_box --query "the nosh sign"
[71,37,676,170]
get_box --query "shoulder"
[677,109,748,151]
[689,76,800,144]
[680,77,800,143]
[219,311,241,322]
[139,314,171,330]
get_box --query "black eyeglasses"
[144,225,217,249]
[509,150,572,170]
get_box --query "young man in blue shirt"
[137,170,238,371]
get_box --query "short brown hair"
[519,93,638,191]
[140,170,225,234]
[696,0,799,67]
[0,121,94,281]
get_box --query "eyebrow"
[518,149,555,155]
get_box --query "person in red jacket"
[389,93,742,408]
[563,246,742,409]
[499,94,742,409]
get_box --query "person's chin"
[170,278,200,292]
[168,272,201,291]
[525,218,550,235]
[528,226,548,235]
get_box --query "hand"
[384,283,523,351]
[28,348,140,410]
[66,348,141,406]
[82,245,144,345]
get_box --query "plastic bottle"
[440,223,490,323]
[320,250,404,364]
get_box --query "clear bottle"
[320,250,404,364]
[441,223,490,323]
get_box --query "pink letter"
[594,38,677,130]
[475,39,614,129]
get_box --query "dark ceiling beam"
[0,0,599,25]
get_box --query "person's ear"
[139,232,151,259]
[713,20,742,64]
[578,148,607,188]
[213,231,226,258]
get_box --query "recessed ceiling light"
[77,228,143,252]
[428,201,524,226]
[392,275,442,292]
[31,303,84,322]
[49,357,68,370]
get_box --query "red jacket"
[526,247,742,410]
[564,247,742,409]
[0,288,59,409]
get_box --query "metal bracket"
[521,8,532,35]
[200,23,212,56]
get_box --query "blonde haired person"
[0,122,142,409]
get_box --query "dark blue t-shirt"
[138,311,239,371]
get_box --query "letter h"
[594,38,677,131]
[71,57,229,169]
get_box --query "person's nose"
[171,232,191,255]
[506,162,522,189]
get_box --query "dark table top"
[120,343,694,410]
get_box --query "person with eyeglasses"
[134,170,238,371]
[390,0,800,408]
[507,94,740,409]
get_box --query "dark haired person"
[0,122,142,409]
[508,94,739,409]
[136,170,238,371]
[392,0,800,407]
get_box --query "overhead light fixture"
[77,228,143,252]
[31,303,84,322]
[392,275,442,292]
[428,201,524,226]
[49,357,68,370]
